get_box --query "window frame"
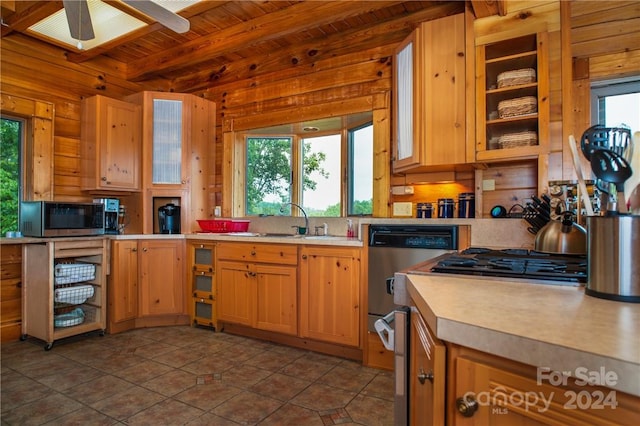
[590,78,640,126]
[0,115,25,233]
[347,120,374,216]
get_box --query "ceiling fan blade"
[121,0,190,34]
[63,0,95,40]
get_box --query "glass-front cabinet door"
[152,99,184,185]
[392,30,419,170]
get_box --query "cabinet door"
[140,93,191,187]
[392,29,419,170]
[81,95,141,191]
[109,240,138,323]
[255,264,297,335]
[419,13,467,166]
[1,244,22,342]
[138,240,185,316]
[299,246,361,347]
[392,13,467,172]
[452,357,639,425]
[216,260,253,326]
[410,308,445,426]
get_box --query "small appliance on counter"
[158,203,181,234]
[19,201,105,237]
[94,198,119,235]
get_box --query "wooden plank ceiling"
[1,1,502,91]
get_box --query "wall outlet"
[214,206,221,217]
[393,202,413,216]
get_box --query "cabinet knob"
[417,368,434,384]
[132,248,137,252]
[143,247,148,252]
[302,254,307,260]
[101,176,107,181]
[208,267,213,273]
[155,299,160,304]
[456,395,478,417]
[192,266,197,271]
[199,244,204,248]
[200,271,205,275]
[250,250,256,256]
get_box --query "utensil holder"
[586,215,640,303]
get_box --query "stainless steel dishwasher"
[367,224,462,332]
[368,224,464,426]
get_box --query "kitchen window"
[0,116,23,234]
[244,121,373,217]
[591,78,640,131]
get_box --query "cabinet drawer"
[217,242,297,265]
[192,297,216,329]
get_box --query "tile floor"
[1,326,394,425]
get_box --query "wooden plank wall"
[0,34,148,201]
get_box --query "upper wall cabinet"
[81,95,141,191]
[475,32,549,162]
[392,13,467,173]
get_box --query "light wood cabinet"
[410,306,445,426]
[187,241,217,329]
[108,240,138,325]
[125,91,215,234]
[22,239,108,350]
[392,13,467,172]
[217,242,297,335]
[1,244,22,342]
[449,346,640,425]
[299,246,361,347]
[475,32,549,162]
[138,239,185,316]
[108,238,187,334]
[81,95,141,191]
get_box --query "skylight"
[28,0,197,51]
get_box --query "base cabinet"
[299,246,361,347]
[1,244,22,342]
[108,239,187,333]
[449,345,640,425]
[217,243,297,335]
[410,306,445,426]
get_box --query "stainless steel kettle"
[534,212,587,255]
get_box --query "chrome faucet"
[280,202,309,235]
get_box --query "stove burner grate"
[432,248,587,283]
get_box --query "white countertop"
[406,274,640,397]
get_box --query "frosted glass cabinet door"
[152,99,183,184]
[396,40,414,161]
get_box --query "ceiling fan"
[62,0,190,42]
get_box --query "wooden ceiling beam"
[470,0,506,18]
[170,1,465,93]
[125,1,405,82]
[66,1,228,63]
[0,1,63,37]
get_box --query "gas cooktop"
[428,247,587,284]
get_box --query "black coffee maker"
[158,203,181,234]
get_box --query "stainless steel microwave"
[20,201,105,237]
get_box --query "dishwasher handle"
[386,277,394,295]
[374,311,395,351]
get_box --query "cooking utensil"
[580,125,633,161]
[590,149,632,214]
[568,135,595,216]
